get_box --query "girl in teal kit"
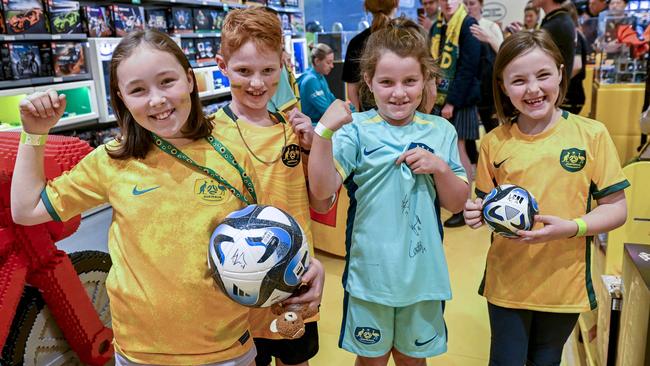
[308,17,469,366]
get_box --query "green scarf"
[430,5,467,106]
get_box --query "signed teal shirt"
[332,110,466,306]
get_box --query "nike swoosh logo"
[363,145,385,156]
[132,186,160,195]
[493,158,509,168]
[414,334,438,346]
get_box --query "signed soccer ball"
[482,184,539,238]
[208,205,309,307]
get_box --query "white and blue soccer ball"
[482,184,539,238]
[208,205,310,307]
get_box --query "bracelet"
[314,123,333,140]
[573,218,588,237]
[20,131,47,146]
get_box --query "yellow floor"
[309,212,493,365]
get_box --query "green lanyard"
[152,133,257,205]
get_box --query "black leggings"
[487,303,579,366]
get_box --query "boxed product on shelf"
[37,40,52,76]
[168,7,193,34]
[284,0,298,7]
[207,8,224,32]
[47,0,82,34]
[180,38,196,62]
[109,4,144,37]
[267,0,282,6]
[145,8,167,32]
[290,12,303,34]
[0,3,6,34]
[195,38,215,63]
[82,5,112,37]
[193,8,210,32]
[280,13,290,31]
[8,42,42,78]
[0,43,10,79]
[52,41,85,76]
[245,0,267,5]
[3,0,49,34]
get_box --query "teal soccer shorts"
[339,292,447,358]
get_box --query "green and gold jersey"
[42,136,263,365]
[212,107,316,339]
[475,111,630,312]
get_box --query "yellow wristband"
[314,123,333,140]
[20,131,47,146]
[573,218,587,237]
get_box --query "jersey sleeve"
[590,128,630,200]
[332,122,360,181]
[474,137,496,199]
[41,146,110,222]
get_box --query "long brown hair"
[108,29,212,159]
[492,30,568,125]
[359,16,439,113]
[365,0,399,32]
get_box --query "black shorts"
[254,322,319,366]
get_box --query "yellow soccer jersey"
[42,137,263,365]
[474,111,630,313]
[212,106,316,339]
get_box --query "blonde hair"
[492,30,568,124]
[364,0,399,32]
[309,43,333,63]
[220,7,283,61]
[360,16,439,113]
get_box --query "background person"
[299,43,337,125]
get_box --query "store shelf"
[0,34,88,41]
[200,87,230,100]
[0,79,32,89]
[179,32,222,38]
[143,0,245,7]
[267,5,301,12]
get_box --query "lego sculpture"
[0,132,113,365]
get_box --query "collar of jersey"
[510,109,569,142]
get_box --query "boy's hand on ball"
[19,90,67,134]
[320,99,353,131]
[281,257,324,311]
[514,215,577,244]
[464,198,483,229]
[287,107,314,149]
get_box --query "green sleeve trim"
[41,188,62,222]
[592,180,630,200]
[475,188,487,199]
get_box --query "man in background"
[418,0,439,32]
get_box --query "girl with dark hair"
[11,29,324,366]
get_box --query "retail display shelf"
[0,34,88,42]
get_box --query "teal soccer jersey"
[333,110,467,306]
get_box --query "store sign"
[484,2,507,22]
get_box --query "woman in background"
[298,43,336,125]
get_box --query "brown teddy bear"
[269,302,318,339]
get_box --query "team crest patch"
[195,179,227,204]
[282,144,301,167]
[408,142,435,154]
[560,148,586,172]
[354,327,381,345]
